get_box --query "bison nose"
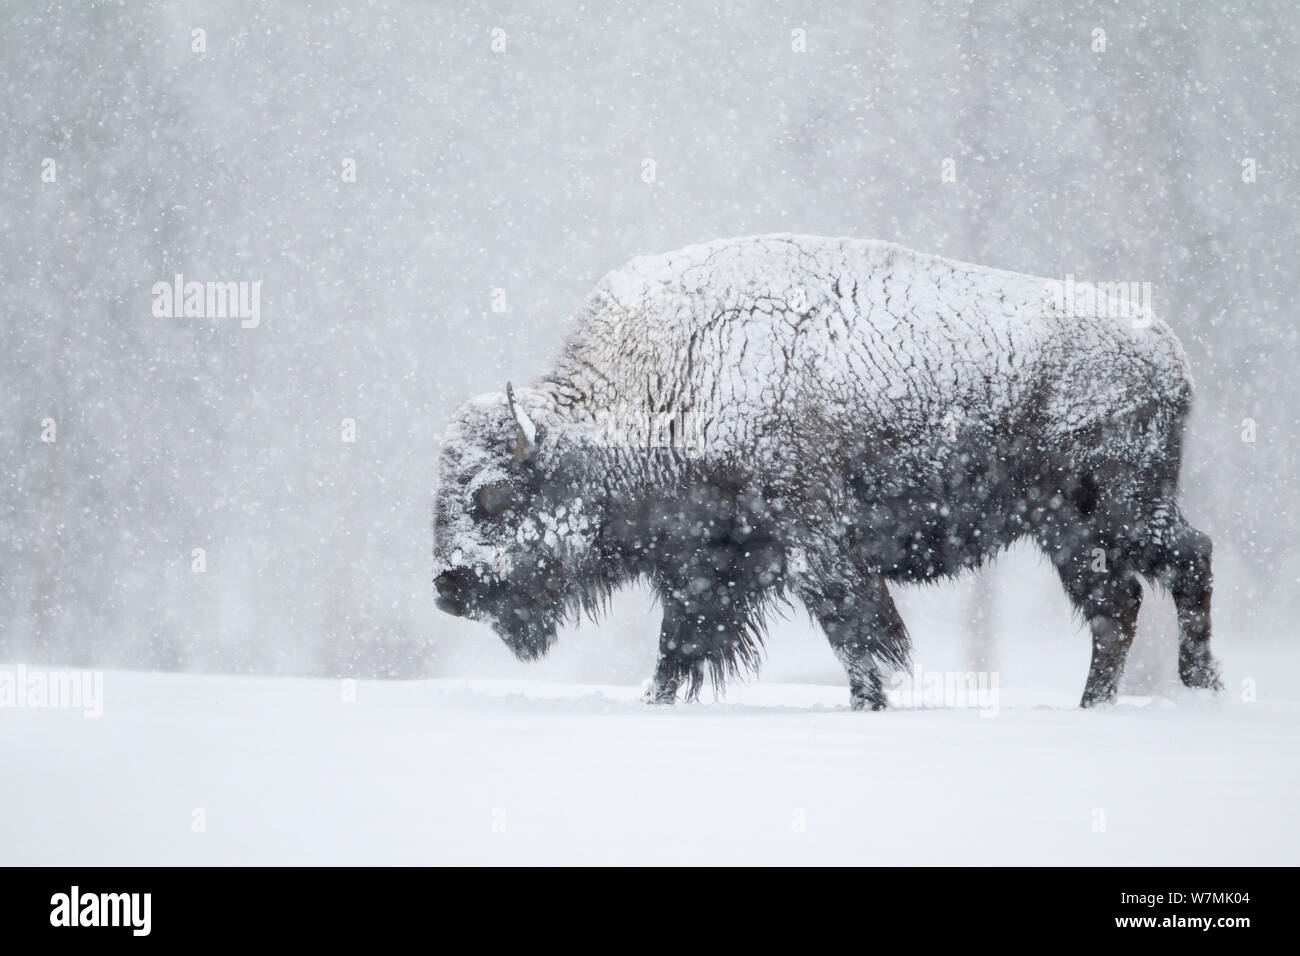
[434,568,472,617]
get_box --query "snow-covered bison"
[433,235,1219,709]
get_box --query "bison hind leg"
[1037,515,1143,707]
[1131,506,1221,693]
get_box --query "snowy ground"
[3,667,1297,865]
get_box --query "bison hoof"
[1079,687,1117,708]
[1178,654,1224,692]
[849,692,887,712]
[640,680,678,705]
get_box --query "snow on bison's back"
[433,234,1220,711]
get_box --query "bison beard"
[432,234,1221,710]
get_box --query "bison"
[433,234,1220,709]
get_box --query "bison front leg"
[641,594,706,705]
[800,562,911,711]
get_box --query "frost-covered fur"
[433,234,1220,709]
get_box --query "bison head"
[433,384,595,659]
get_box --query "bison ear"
[505,382,538,464]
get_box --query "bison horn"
[505,382,537,463]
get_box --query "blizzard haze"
[1,1,1298,867]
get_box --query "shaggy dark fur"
[435,401,1218,709]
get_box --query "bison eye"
[475,483,513,516]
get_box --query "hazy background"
[2,0,1296,692]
